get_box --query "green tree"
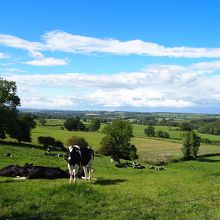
[64,117,86,131]
[7,113,36,143]
[144,125,155,137]
[0,78,20,139]
[39,117,47,126]
[181,131,201,159]
[100,119,138,160]
[180,122,192,131]
[38,136,55,149]
[98,135,117,156]
[155,130,170,138]
[90,118,101,131]
[53,140,65,151]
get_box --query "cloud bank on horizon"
[0,30,220,113]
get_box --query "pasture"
[31,120,220,163]
[1,119,220,219]
[1,143,220,219]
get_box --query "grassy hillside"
[1,143,220,219]
[4,119,220,164]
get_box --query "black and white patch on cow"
[65,145,94,183]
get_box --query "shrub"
[155,130,170,138]
[38,136,55,149]
[98,135,117,156]
[53,140,65,151]
[67,136,89,148]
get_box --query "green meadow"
[1,120,220,219]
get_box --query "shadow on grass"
[0,178,27,184]
[198,158,220,163]
[198,153,220,158]
[32,131,50,134]
[167,153,220,164]
[93,178,127,186]
[0,140,43,150]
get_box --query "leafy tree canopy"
[0,78,20,139]
[100,119,138,160]
[64,117,87,131]
[181,131,201,159]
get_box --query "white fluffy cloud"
[4,60,220,109]
[0,34,44,58]
[2,31,220,58]
[25,57,68,66]
[43,30,220,58]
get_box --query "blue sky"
[1,0,220,113]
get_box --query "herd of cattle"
[0,145,164,182]
[0,145,94,182]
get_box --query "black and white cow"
[65,145,94,183]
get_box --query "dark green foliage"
[201,138,211,144]
[180,122,193,131]
[39,117,47,126]
[100,119,138,160]
[198,122,220,135]
[98,135,117,156]
[127,144,139,160]
[7,113,36,143]
[155,130,170,138]
[181,131,201,159]
[38,136,65,150]
[67,136,89,148]
[64,117,86,131]
[38,136,55,149]
[144,125,155,137]
[89,118,101,131]
[0,78,20,139]
[53,140,65,150]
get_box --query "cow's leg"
[83,166,88,180]
[73,165,79,183]
[68,164,73,183]
[88,158,93,181]
[88,165,91,181]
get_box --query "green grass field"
[5,120,220,164]
[1,143,220,219]
[1,119,220,219]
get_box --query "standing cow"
[65,145,94,183]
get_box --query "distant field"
[133,124,220,142]
[32,126,104,150]
[4,119,220,163]
[14,120,219,163]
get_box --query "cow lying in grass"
[65,145,94,183]
[0,163,69,179]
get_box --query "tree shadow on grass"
[0,140,43,150]
[93,178,127,186]
[198,158,220,163]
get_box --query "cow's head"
[64,146,73,162]
[65,146,80,165]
